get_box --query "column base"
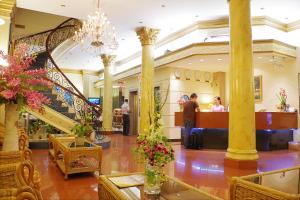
[224,157,257,170]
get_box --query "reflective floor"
[32,134,300,200]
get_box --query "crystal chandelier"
[73,0,118,55]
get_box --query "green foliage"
[135,85,174,169]
[71,123,92,137]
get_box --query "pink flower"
[0,90,16,99]
[7,78,21,87]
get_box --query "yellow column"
[101,54,115,132]
[136,27,159,134]
[225,0,258,163]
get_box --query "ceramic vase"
[3,104,19,151]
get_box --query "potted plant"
[135,88,174,195]
[276,88,288,112]
[71,122,92,146]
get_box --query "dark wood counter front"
[175,112,298,130]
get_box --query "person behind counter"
[211,96,224,112]
[183,93,200,148]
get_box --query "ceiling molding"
[288,19,300,32]
[116,16,299,67]
[57,68,100,76]
[0,0,15,17]
[109,39,296,82]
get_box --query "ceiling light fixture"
[217,58,223,61]
[0,18,5,26]
[188,62,192,65]
[73,0,118,55]
[258,56,263,59]
[60,4,66,7]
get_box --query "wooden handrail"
[45,19,87,100]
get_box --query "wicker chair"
[0,129,40,190]
[0,160,42,200]
[230,166,300,200]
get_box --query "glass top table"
[98,173,221,200]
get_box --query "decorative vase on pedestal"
[144,164,161,195]
[3,104,19,151]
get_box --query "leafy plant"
[71,123,92,137]
[135,84,174,169]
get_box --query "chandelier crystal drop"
[73,0,118,55]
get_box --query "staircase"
[12,18,101,135]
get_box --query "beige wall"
[64,72,100,98]
[120,67,215,139]
[13,8,67,38]
[225,52,300,113]
[0,16,10,53]
[254,57,299,112]
[64,72,84,94]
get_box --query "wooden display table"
[98,173,221,200]
[48,134,102,179]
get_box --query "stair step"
[61,112,76,119]
[49,105,68,112]
[43,93,58,100]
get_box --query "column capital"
[101,54,116,67]
[0,0,15,17]
[136,27,160,46]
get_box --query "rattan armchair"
[230,165,300,200]
[0,160,42,200]
[0,129,40,190]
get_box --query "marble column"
[225,0,258,168]
[101,54,115,132]
[136,27,159,134]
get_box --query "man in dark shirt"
[183,93,200,148]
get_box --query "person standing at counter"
[211,96,224,112]
[183,93,200,148]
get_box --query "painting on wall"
[254,75,262,102]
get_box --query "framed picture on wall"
[254,75,262,102]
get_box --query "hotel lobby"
[1,0,300,200]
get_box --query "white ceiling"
[16,0,300,71]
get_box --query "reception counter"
[175,112,298,150]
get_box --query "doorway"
[129,91,138,135]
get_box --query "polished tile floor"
[32,134,300,200]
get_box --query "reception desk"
[175,112,298,150]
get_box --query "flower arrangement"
[276,88,288,111]
[135,88,174,194]
[0,44,52,112]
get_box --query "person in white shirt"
[121,99,130,135]
[211,96,225,112]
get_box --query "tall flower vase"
[144,164,162,195]
[2,104,19,151]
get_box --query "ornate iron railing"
[13,18,102,123]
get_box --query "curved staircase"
[12,18,102,135]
